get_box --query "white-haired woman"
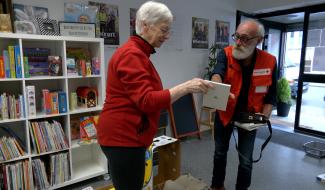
[97,1,213,189]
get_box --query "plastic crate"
[303,141,325,158]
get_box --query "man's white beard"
[232,44,255,60]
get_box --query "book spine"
[23,57,30,78]
[0,56,5,78]
[14,46,22,78]
[3,50,10,78]
[8,46,16,78]
[58,92,67,113]
[26,86,36,117]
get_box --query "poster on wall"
[215,20,230,49]
[64,3,97,23]
[130,8,137,36]
[89,1,119,45]
[192,17,209,49]
[13,3,48,34]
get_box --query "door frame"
[237,3,325,137]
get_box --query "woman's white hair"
[135,1,173,34]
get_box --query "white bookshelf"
[0,33,107,189]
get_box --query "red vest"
[219,46,276,126]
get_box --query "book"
[3,50,10,78]
[23,57,30,78]
[26,86,36,117]
[58,92,67,113]
[80,117,97,141]
[14,46,22,78]
[48,56,62,76]
[0,56,5,78]
[70,117,80,141]
[91,57,100,75]
[8,46,16,78]
[66,58,77,76]
[202,80,231,111]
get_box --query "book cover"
[66,58,77,76]
[58,92,67,113]
[48,56,62,76]
[80,116,97,141]
[26,86,36,117]
[91,57,100,75]
[42,89,51,115]
[50,92,59,114]
[14,46,22,78]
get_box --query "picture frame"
[35,17,59,36]
[0,0,14,30]
[59,22,96,38]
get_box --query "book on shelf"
[70,116,80,141]
[23,57,30,78]
[3,50,10,78]
[58,91,67,113]
[91,57,100,75]
[66,57,77,76]
[8,46,16,78]
[80,116,97,141]
[48,56,62,76]
[14,45,22,78]
[0,56,4,78]
[26,86,36,117]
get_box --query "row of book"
[0,93,24,120]
[0,46,23,78]
[66,57,100,77]
[0,136,25,161]
[0,160,32,190]
[49,153,70,186]
[29,120,69,154]
[32,152,70,189]
[42,89,67,115]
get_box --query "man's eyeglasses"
[232,33,259,44]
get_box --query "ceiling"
[263,12,325,24]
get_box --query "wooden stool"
[199,106,216,138]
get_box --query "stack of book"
[0,45,22,78]
[29,120,69,154]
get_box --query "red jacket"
[219,46,276,126]
[97,36,171,147]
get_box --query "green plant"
[203,44,218,79]
[277,77,292,104]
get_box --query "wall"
[238,0,325,13]
[12,0,237,135]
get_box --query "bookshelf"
[0,33,107,189]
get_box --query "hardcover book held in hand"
[202,80,231,111]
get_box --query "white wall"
[238,0,325,13]
[13,0,237,135]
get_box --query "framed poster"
[36,17,59,36]
[59,22,95,38]
[13,3,48,34]
[192,17,209,49]
[130,8,137,36]
[64,3,97,23]
[89,1,119,45]
[215,20,230,49]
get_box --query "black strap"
[233,119,272,163]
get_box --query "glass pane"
[299,83,325,132]
[267,28,281,61]
[306,12,325,75]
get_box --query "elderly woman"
[97,1,213,189]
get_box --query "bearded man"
[210,19,277,190]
